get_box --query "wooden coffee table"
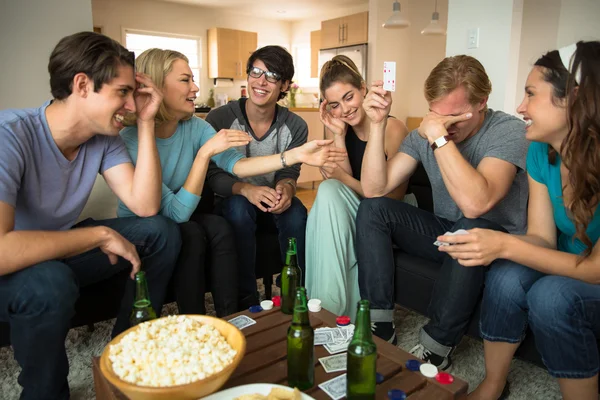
[93,307,468,399]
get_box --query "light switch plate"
[467,28,479,49]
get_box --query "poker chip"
[272,296,281,307]
[405,359,420,371]
[336,316,351,326]
[387,389,407,400]
[308,298,322,312]
[435,372,454,384]
[249,305,263,313]
[260,300,274,310]
[376,372,384,384]
[419,363,438,378]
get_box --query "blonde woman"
[117,48,346,315]
[305,55,413,321]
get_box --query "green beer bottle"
[287,287,314,390]
[129,271,157,327]
[347,300,377,399]
[281,237,301,315]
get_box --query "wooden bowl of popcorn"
[99,315,246,400]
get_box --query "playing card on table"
[316,327,345,343]
[383,61,396,92]
[319,373,347,400]
[314,329,336,346]
[227,315,256,330]
[324,338,351,354]
[319,353,347,373]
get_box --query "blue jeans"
[216,195,307,303]
[0,215,181,400]
[356,198,506,357]
[481,260,600,378]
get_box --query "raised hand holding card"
[383,61,396,92]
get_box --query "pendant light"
[421,0,446,35]
[382,0,410,29]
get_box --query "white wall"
[514,0,561,113]
[0,0,93,109]
[445,0,523,113]
[92,0,292,103]
[557,0,600,47]
[513,0,599,115]
[368,0,447,121]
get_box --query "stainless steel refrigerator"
[318,44,368,82]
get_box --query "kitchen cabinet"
[310,30,321,78]
[320,12,368,50]
[295,110,325,184]
[207,28,257,79]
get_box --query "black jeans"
[173,213,238,317]
[0,216,181,400]
[216,195,307,305]
[356,198,507,356]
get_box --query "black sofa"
[396,163,548,367]
[0,187,283,348]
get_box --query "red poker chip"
[435,372,454,384]
[272,296,281,307]
[336,316,351,326]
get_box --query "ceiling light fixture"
[421,0,446,36]
[382,0,410,29]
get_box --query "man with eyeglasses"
[206,45,308,310]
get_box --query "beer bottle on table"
[347,300,377,399]
[287,287,314,390]
[129,271,157,327]
[281,237,301,315]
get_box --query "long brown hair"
[319,55,364,96]
[535,41,600,259]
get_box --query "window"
[124,30,201,89]
[292,44,318,89]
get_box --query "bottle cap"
[249,305,263,313]
[307,298,322,312]
[405,359,420,371]
[376,372,384,384]
[272,296,281,307]
[336,316,351,326]
[387,389,407,400]
[260,300,274,310]
[435,372,454,384]
[419,362,438,378]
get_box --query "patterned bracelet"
[280,151,288,168]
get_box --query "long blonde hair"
[132,48,191,125]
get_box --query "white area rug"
[0,282,562,399]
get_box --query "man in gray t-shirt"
[356,55,528,370]
[0,32,181,399]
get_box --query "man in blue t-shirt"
[0,32,181,399]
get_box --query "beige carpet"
[0,280,562,399]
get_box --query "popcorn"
[108,315,237,387]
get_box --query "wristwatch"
[431,135,450,151]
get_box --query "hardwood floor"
[296,181,321,212]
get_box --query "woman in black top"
[305,55,413,320]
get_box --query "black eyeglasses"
[247,66,282,83]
